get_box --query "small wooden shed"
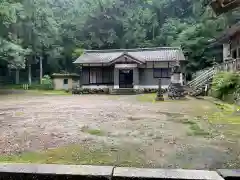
[52,73,80,90]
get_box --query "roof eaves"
[214,22,240,43]
[73,52,99,64]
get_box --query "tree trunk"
[15,69,19,84]
[39,56,43,84]
[152,24,155,40]
[28,64,32,85]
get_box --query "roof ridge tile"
[84,47,181,53]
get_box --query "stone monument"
[155,78,164,101]
[168,60,185,100]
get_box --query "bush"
[72,88,110,94]
[143,88,157,93]
[29,75,53,90]
[211,72,240,101]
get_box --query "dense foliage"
[0,0,239,84]
[211,72,240,102]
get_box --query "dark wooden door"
[119,69,133,88]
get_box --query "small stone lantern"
[168,60,185,99]
[171,60,182,84]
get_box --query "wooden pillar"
[133,68,139,89]
[79,65,83,87]
[114,68,119,89]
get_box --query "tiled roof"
[74,47,186,64]
[217,22,240,42]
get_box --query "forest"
[0,0,239,84]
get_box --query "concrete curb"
[217,169,240,180]
[0,163,237,180]
[113,167,224,180]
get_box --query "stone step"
[110,88,137,95]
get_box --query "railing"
[188,67,215,88]
[215,58,240,72]
[188,58,240,92]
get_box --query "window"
[82,68,90,85]
[63,79,68,85]
[103,69,113,83]
[83,67,114,85]
[153,68,171,78]
[90,68,102,83]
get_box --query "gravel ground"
[0,94,239,169]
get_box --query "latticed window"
[153,68,171,78]
[82,67,114,85]
[90,68,102,84]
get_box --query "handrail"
[188,58,240,92]
[188,67,215,87]
[191,71,216,90]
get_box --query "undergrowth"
[211,72,240,103]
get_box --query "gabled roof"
[74,47,186,64]
[108,53,144,65]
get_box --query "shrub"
[29,75,53,90]
[211,72,240,100]
[72,88,110,94]
[143,88,157,93]
[41,75,53,90]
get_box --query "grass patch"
[181,119,196,125]
[81,126,105,136]
[28,90,70,95]
[136,93,191,103]
[0,145,145,166]
[187,123,210,136]
[208,101,240,124]
[86,129,104,136]
[179,118,211,137]
[136,93,156,102]
[160,111,186,119]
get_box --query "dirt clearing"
[0,94,239,169]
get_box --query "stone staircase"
[187,66,216,96]
[187,58,240,96]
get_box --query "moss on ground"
[85,129,105,136]
[0,145,145,166]
[80,126,105,136]
[187,123,211,137]
[136,93,156,102]
[28,90,70,95]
